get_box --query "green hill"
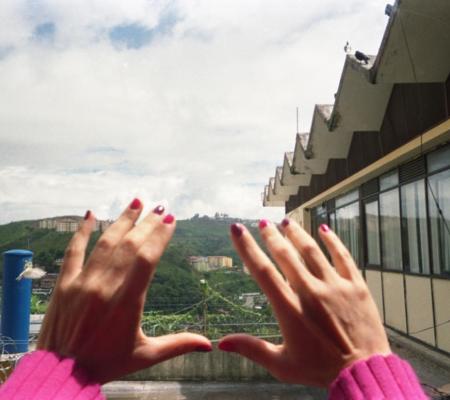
[0,216,262,312]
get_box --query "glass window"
[428,169,450,275]
[365,200,381,265]
[336,190,359,208]
[329,212,336,232]
[336,202,360,266]
[380,188,403,270]
[428,145,450,173]
[401,180,430,274]
[380,170,399,191]
[311,207,328,246]
[315,205,327,217]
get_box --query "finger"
[122,204,167,253]
[136,332,213,368]
[218,334,284,376]
[105,205,168,280]
[121,214,176,298]
[87,198,143,270]
[318,224,362,281]
[281,218,337,281]
[258,220,319,292]
[229,223,298,318]
[59,210,96,285]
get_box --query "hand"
[37,200,212,383]
[219,219,390,387]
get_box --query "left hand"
[37,200,212,383]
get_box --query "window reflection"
[428,169,450,275]
[401,180,429,274]
[365,200,380,265]
[336,202,360,266]
[380,189,403,270]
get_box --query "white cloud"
[0,0,387,224]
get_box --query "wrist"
[329,353,428,399]
[0,350,104,399]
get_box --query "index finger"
[59,211,96,285]
[229,223,299,318]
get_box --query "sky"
[0,0,388,224]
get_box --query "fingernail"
[153,205,165,215]
[320,224,330,233]
[218,342,235,352]
[259,219,269,229]
[281,218,290,228]
[84,210,91,220]
[130,198,141,210]
[195,345,212,353]
[163,214,175,224]
[230,223,243,238]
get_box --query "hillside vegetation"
[0,216,262,312]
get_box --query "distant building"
[240,292,267,309]
[188,256,233,272]
[207,256,233,269]
[262,0,450,355]
[188,256,210,272]
[38,216,113,233]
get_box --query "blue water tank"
[1,249,33,353]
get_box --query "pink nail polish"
[84,210,91,220]
[320,224,330,233]
[163,214,175,224]
[153,205,165,215]
[259,219,269,229]
[195,345,212,352]
[230,223,243,238]
[130,198,141,210]
[281,218,290,228]
[218,342,235,352]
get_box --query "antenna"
[296,107,299,134]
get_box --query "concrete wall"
[126,348,273,382]
[383,272,407,333]
[433,278,450,353]
[405,276,435,346]
[366,270,384,323]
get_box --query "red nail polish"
[195,345,212,353]
[259,219,269,229]
[163,214,175,224]
[153,205,165,215]
[230,223,243,238]
[281,218,290,228]
[320,224,330,233]
[218,342,235,352]
[84,210,91,220]
[130,198,141,210]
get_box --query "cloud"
[0,0,388,224]
[33,22,56,43]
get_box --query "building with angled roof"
[263,0,450,355]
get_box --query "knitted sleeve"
[328,354,429,400]
[0,350,105,400]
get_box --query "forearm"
[0,351,105,400]
[328,354,428,400]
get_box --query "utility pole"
[200,279,208,336]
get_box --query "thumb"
[218,334,284,373]
[138,333,213,366]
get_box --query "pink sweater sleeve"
[328,354,429,399]
[0,350,105,400]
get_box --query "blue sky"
[0,0,387,223]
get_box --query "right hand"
[219,219,390,387]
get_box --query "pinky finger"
[318,224,361,281]
[59,211,96,285]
